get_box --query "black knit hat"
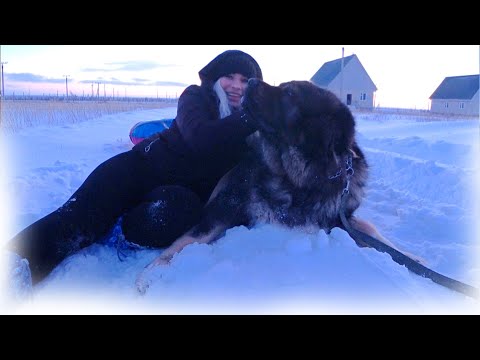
[199,50,263,83]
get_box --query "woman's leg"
[6,149,162,285]
[121,185,203,248]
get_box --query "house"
[310,54,377,109]
[429,75,479,116]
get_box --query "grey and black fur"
[136,79,371,292]
[193,79,368,238]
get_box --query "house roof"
[310,54,355,86]
[430,74,479,100]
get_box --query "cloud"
[5,73,188,89]
[152,81,188,87]
[5,73,64,84]
[78,78,187,87]
[82,61,176,72]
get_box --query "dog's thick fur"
[136,79,417,293]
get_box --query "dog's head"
[243,79,356,157]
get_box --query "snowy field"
[1,106,479,314]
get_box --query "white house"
[310,54,377,109]
[429,75,479,116]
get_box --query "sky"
[1,45,479,109]
[1,106,479,314]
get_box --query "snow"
[1,107,479,314]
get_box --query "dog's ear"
[297,83,356,153]
[280,82,311,129]
[303,83,355,154]
[332,102,356,154]
[284,99,302,129]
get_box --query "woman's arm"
[175,85,257,155]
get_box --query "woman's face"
[219,73,249,109]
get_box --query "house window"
[460,102,465,109]
[444,102,449,108]
[360,93,366,101]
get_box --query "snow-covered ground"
[1,107,479,314]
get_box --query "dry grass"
[1,100,476,135]
[0,99,177,133]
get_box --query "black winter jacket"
[135,84,257,202]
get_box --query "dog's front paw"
[135,256,172,295]
[135,271,152,295]
[135,266,162,295]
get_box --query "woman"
[6,49,263,287]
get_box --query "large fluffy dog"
[135,79,418,293]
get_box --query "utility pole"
[63,75,70,99]
[0,45,2,125]
[340,47,344,104]
[0,44,2,98]
[1,46,8,99]
[1,61,7,99]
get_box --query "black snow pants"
[6,138,204,285]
